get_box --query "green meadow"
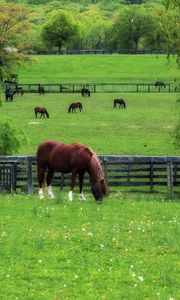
[0,54,180,299]
[1,92,178,156]
[16,54,178,84]
[0,193,180,300]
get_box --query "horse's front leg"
[79,170,86,201]
[46,168,55,199]
[38,165,46,200]
[68,170,77,201]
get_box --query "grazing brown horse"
[5,89,16,101]
[68,102,83,113]
[36,140,108,201]
[113,99,126,108]
[81,87,90,97]
[155,81,166,88]
[35,107,49,118]
[38,86,45,95]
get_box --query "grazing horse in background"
[35,107,49,118]
[36,140,108,201]
[113,99,126,108]
[15,86,24,96]
[68,102,83,113]
[81,87,91,97]
[155,81,166,88]
[38,86,45,95]
[5,89,16,101]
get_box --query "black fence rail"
[26,49,173,55]
[0,156,180,196]
[2,82,180,94]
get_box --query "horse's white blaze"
[48,185,55,199]
[79,193,86,201]
[68,191,73,201]
[39,188,45,200]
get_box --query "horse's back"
[37,141,93,172]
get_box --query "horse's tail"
[90,153,108,200]
[68,105,71,113]
[34,108,37,117]
[123,101,126,108]
[113,100,116,107]
[45,109,49,118]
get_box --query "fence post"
[60,173,64,190]
[150,159,154,192]
[103,157,108,183]
[27,157,33,194]
[167,160,174,196]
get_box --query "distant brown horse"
[38,86,45,95]
[113,99,126,108]
[155,81,166,88]
[5,89,16,101]
[68,102,83,113]
[81,87,90,97]
[35,107,49,118]
[36,140,108,201]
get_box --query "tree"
[0,119,27,155]
[41,11,78,51]
[0,2,32,80]
[111,6,155,52]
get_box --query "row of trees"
[37,4,180,55]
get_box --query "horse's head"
[91,179,108,201]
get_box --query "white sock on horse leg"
[79,193,86,201]
[48,185,55,198]
[68,191,73,201]
[39,188,45,200]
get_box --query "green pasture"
[1,92,178,156]
[16,54,178,84]
[0,193,179,300]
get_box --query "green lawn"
[1,92,178,156]
[0,193,179,300]
[15,54,178,84]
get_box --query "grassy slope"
[16,54,178,84]
[1,92,178,156]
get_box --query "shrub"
[0,119,27,155]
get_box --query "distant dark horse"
[15,86,24,96]
[5,89,16,101]
[155,81,166,88]
[37,140,108,201]
[35,107,49,118]
[81,87,90,97]
[68,102,83,113]
[38,86,45,95]
[113,99,126,108]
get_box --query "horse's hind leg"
[79,170,86,201]
[46,168,55,199]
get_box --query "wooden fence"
[26,49,173,55]
[1,82,179,94]
[0,156,180,196]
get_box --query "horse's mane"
[89,151,104,181]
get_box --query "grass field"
[1,92,179,156]
[15,54,178,84]
[0,193,180,300]
[1,55,180,300]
